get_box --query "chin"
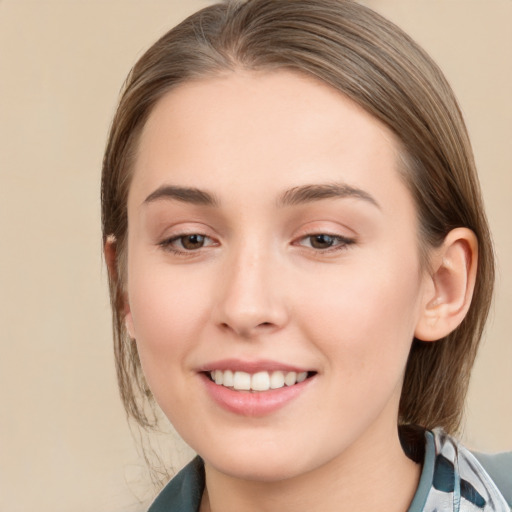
[208,456,307,483]
[199,439,327,483]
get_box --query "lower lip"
[200,373,314,417]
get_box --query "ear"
[415,228,478,342]
[104,236,136,339]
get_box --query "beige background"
[0,1,510,511]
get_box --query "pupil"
[311,234,334,249]
[183,234,204,249]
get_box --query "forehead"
[129,69,409,215]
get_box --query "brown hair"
[102,0,494,434]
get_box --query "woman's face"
[125,70,431,481]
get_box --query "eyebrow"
[144,185,219,207]
[143,182,380,210]
[277,183,381,209]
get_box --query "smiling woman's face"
[124,70,431,481]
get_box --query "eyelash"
[158,232,355,256]
[158,233,217,255]
[295,233,356,252]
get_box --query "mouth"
[199,362,317,416]
[205,369,316,392]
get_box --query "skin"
[120,70,475,512]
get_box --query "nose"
[212,244,289,339]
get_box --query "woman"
[101,1,511,510]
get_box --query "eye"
[298,233,355,251]
[178,234,207,250]
[159,233,216,253]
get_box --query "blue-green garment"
[147,429,512,512]
[408,430,511,512]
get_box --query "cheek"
[125,257,212,375]
[297,254,424,379]
[125,264,216,419]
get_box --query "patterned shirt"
[408,429,510,512]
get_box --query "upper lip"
[197,358,313,374]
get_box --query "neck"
[201,424,421,512]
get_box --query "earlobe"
[104,235,136,339]
[415,228,478,342]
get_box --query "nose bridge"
[214,237,287,337]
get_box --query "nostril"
[218,320,277,338]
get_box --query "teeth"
[209,370,309,391]
[251,371,270,391]
[233,371,251,390]
[284,371,297,386]
[270,371,285,389]
[297,371,307,383]
[223,369,234,387]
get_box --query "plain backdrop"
[0,1,510,511]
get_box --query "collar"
[407,428,509,512]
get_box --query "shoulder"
[472,450,512,507]
[147,456,205,512]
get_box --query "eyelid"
[157,228,220,256]
[294,232,356,250]
[161,233,216,245]
[155,221,216,242]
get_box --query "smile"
[202,368,316,416]
[209,370,309,391]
